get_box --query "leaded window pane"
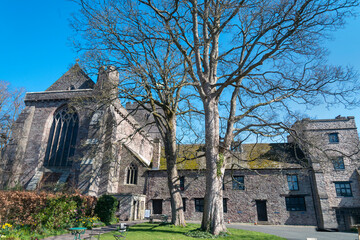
[287,175,299,191]
[232,176,245,190]
[335,182,352,197]
[285,196,306,211]
[195,198,204,212]
[43,106,78,167]
[329,133,339,143]
[126,163,138,185]
[332,157,345,170]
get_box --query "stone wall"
[146,168,317,226]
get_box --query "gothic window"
[126,163,138,185]
[43,106,79,167]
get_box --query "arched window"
[43,105,79,167]
[126,163,138,185]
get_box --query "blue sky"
[1,1,360,127]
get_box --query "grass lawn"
[99,223,286,240]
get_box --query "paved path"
[226,223,358,240]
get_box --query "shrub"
[0,190,96,227]
[94,195,118,225]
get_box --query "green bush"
[33,196,79,232]
[94,195,118,225]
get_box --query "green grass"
[99,223,286,240]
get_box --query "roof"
[46,63,95,91]
[158,143,306,170]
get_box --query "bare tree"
[71,0,202,226]
[0,81,25,188]
[71,0,359,234]
[0,81,25,155]
[134,0,359,235]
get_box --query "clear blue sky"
[1,1,360,126]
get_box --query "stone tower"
[293,116,360,230]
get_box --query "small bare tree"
[0,81,25,155]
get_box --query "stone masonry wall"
[147,168,317,225]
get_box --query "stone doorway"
[256,200,268,222]
[115,194,146,221]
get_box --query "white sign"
[145,209,151,218]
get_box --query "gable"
[46,63,95,91]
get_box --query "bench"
[149,214,168,224]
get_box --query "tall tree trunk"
[164,115,186,226]
[201,98,226,235]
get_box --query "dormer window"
[328,133,339,143]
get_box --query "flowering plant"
[74,216,100,229]
[0,223,13,236]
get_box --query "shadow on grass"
[128,222,190,235]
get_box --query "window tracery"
[126,163,138,185]
[43,106,79,167]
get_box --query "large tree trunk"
[164,115,186,226]
[201,98,226,235]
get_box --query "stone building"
[1,64,359,230]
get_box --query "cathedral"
[1,64,359,231]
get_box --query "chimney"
[152,138,161,170]
[96,66,107,89]
[95,66,119,98]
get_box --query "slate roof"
[46,63,95,91]
[158,143,307,170]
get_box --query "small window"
[180,176,185,191]
[328,133,339,143]
[223,198,228,213]
[182,198,186,212]
[287,175,299,191]
[126,163,138,185]
[195,198,204,212]
[232,176,244,190]
[332,157,345,170]
[285,196,306,211]
[152,199,163,214]
[335,182,352,197]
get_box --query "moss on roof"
[159,145,205,170]
[157,143,306,170]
